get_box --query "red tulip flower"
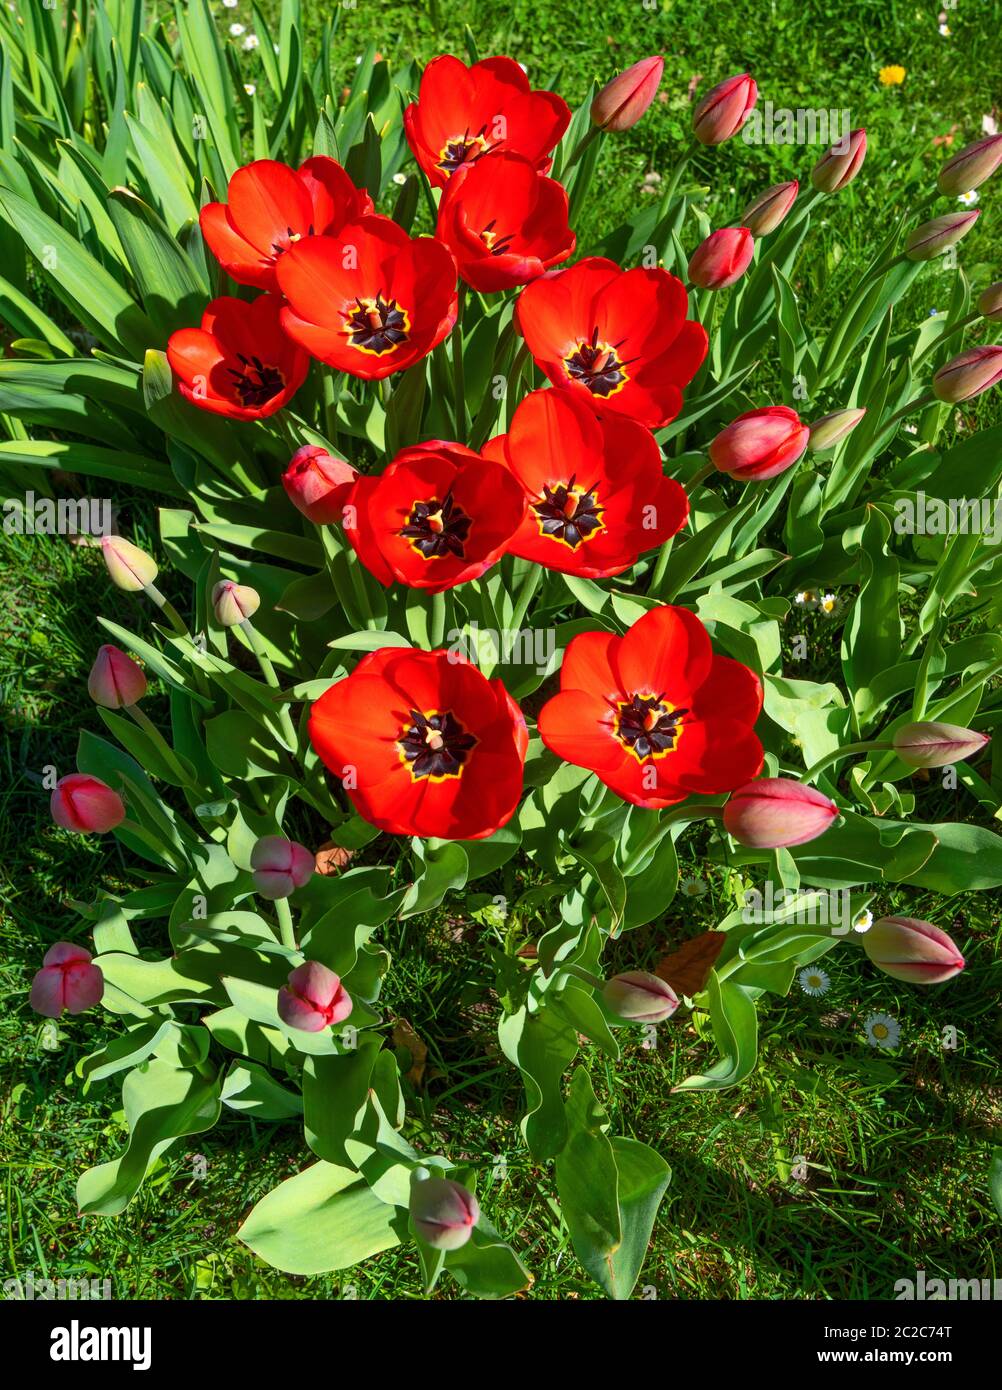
[591,55,664,132]
[309,648,528,840]
[723,778,838,848]
[709,406,810,481]
[167,294,309,420]
[200,157,373,291]
[403,54,571,189]
[483,389,688,578]
[88,644,147,709]
[50,774,126,834]
[30,943,104,1018]
[278,961,353,1032]
[283,444,358,524]
[343,441,526,593]
[515,257,707,429]
[276,216,458,380]
[688,227,755,290]
[436,152,575,293]
[538,605,764,808]
[692,73,758,145]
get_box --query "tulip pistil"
[533,475,605,548]
[344,293,410,355]
[615,693,687,760]
[437,127,491,177]
[401,491,472,559]
[399,709,478,781]
[564,327,632,397]
[226,353,286,407]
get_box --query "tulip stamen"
[399,709,478,781]
[344,292,411,355]
[225,353,286,407]
[615,693,687,761]
[564,328,633,397]
[437,126,492,177]
[400,491,472,559]
[533,476,605,549]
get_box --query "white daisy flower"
[229,22,244,35]
[865,1011,901,1049]
[957,189,980,206]
[392,172,408,186]
[853,908,873,934]
[680,876,707,898]
[242,33,258,50]
[794,589,817,607]
[938,23,951,36]
[799,967,831,997]
[244,83,256,96]
[222,0,238,7]
[819,592,837,614]
[903,423,918,434]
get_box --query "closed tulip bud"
[603,970,680,1022]
[863,916,965,985]
[282,444,358,524]
[212,579,261,627]
[277,961,353,1031]
[87,644,147,709]
[591,55,664,132]
[977,280,1002,321]
[688,226,754,290]
[807,407,867,453]
[709,406,810,482]
[251,835,315,899]
[937,133,1002,197]
[723,778,839,848]
[30,943,104,1018]
[100,535,158,591]
[892,720,989,767]
[50,774,125,834]
[811,128,867,193]
[905,209,979,261]
[932,344,1002,403]
[409,1174,479,1250]
[692,73,757,145]
[741,180,799,236]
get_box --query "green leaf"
[107,187,208,336]
[221,1061,303,1120]
[497,1003,578,1161]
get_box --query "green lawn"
[2,0,1001,1300]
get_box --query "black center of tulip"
[437,128,490,176]
[344,293,409,354]
[399,709,477,780]
[271,223,314,256]
[400,492,472,560]
[615,694,687,760]
[226,354,285,407]
[564,327,631,397]
[480,220,517,256]
[532,474,604,549]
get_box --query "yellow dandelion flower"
[879,65,906,86]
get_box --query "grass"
[2,0,1002,1300]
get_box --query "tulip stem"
[143,583,188,636]
[125,705,196,788]
[803,741,893,783]
[912,310,978,366]
[621,803,724,876]
[452,285,468,439]
[885,391,936,430]
[240,619,299,750]
[541,960,604,989]
[563,123,602,175]
[658,137,699,216]
[274,897,297,951]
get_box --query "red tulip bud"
[863,916,964,985]
[101,535,158,591]
[937,133,1002,197]
[212,580,261,627]
[277,961,353,1031]
[251,835,315,899]
[688,227,754,289]
[741,180,798,236]
[50,774,125,834]
[723,778,839,848]
[807,407,867,453]
[603,970,680,1022]
[892,720,990,767]
[977,280,1002,321]
[811,128,867,193]
[692,73,758,145]
[905,210,979,261]
[282,444,358,524]
[709,406,810,482]
[30,943,104,1017]
[932,345,1002,403]
[591,55,664,132]
[87,644,147,709]
[409,1174,479,1250]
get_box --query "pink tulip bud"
[977,280,1002,321]
[282,444,358,524]
[723,778,839,849]
[741,180,799,236]
[101,535,158,592]
[863,916,964,985]
[807,407,867,453]
[277,961,353,1031]
[212,579,261,627]
[30,942,104,1018]
[87,644,147,709]
[50,774,125,834]
[905,209,979,261]
[937,133,1002,197]
[709,406,810,482]
[603,970,680,1022]
[892,720,990,767]
[932,345,1002,404]
[591,55,664,132]
[692,73,758,145]
[688,227,754,290]
[251,835,315,899]
[409,1174,479,1250]
[811,128,867,193]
